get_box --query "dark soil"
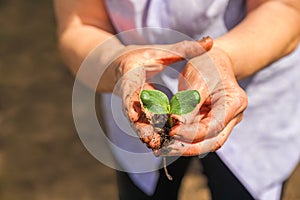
[151,114,174,150]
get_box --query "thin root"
[163,157,173,181]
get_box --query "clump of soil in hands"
[149,114,174,180]
[150,114,174,153]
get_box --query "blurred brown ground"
[0,0,299,199]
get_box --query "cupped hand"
[155,46,248,156]
[115,37,213,149]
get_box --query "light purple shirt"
[102,0,300,199]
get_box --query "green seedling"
[140,89,201,116]
[140,89,200,180]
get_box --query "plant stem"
[168,114,173,128]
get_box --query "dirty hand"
[116,37,213,150]
[155,46,248,156]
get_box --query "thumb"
[157,36,213,66]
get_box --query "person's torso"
[102,1,300,198]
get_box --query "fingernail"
[198,152,209,159]
[153,150,161,157]
[173,135,181,140]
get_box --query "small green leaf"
[140,90,170,114]
[170,90,200,115]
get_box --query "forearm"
[58,25,125,92]
[54,0,125,92]
[215,1,300,80]
[59,25,112,74]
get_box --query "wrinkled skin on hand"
[154,47,248,156]
[116,37,213,150]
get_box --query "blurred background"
[0,0,299,199]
